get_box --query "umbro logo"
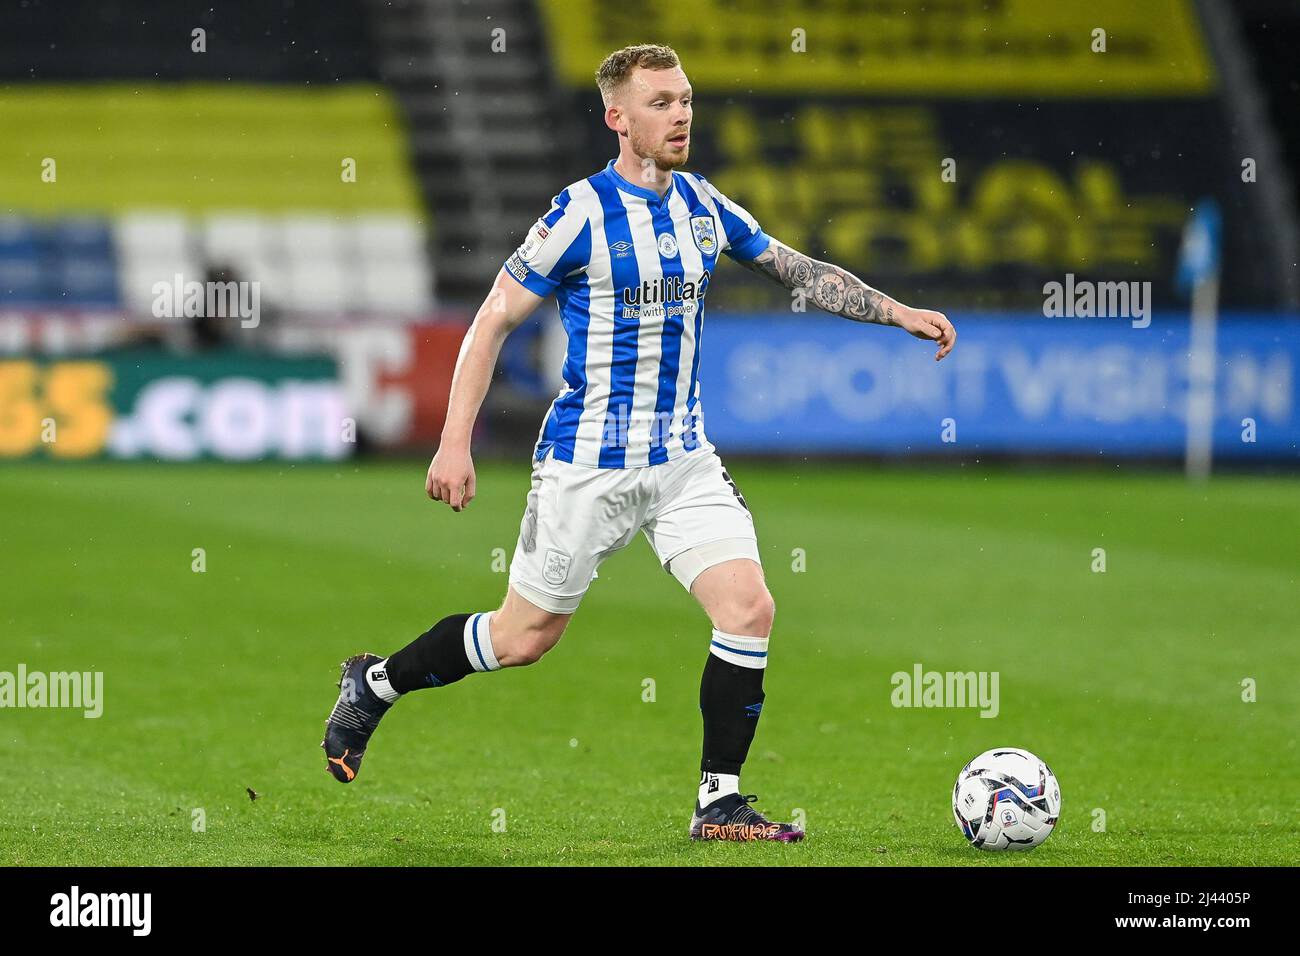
[610,240,633,258]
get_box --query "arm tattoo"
[737,239,894,325]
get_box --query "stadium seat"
[0,257,43,303]
[51,217,114,256]
[1,86,435,312]
[356,214,427,261]
[53,256,118,306]
[114,212,201,314]
[0,217,41,255]
[285,259,352,313]
[201,214,284,286]
[360,259,432,314]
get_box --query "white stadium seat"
[356,214,427,261]
[112,212,434,315]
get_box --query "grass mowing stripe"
[1,462,1294,865]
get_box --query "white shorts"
[508,445,761,614]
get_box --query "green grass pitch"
[1,460,1295,866]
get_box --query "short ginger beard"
[627,123,689,172]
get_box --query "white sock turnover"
[699,771,740,807]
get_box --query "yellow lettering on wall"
[0,361,42,456]
[44,361,114,458]
[0,361,114,458]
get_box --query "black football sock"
[381,611,499,693]
[699,629,769,783]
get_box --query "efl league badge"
[518,219,550,262]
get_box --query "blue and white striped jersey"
[504,160,770,469]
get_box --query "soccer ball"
[952,747,1061,851]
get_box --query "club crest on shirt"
[543,549,571,586]
[690,216,717,255]
[656,232,679,258]
[518,219,551,263]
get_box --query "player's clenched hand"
[894,305,956,361]
[426,447,476,512]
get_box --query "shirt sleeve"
[503,189,591,296]
[695,175,771,262]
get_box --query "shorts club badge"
[542,549,571,586]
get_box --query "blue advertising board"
[698,314,1298,459]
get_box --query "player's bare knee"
[715,587,775,637]
[494,614,568,666]
[505,629,559,666]
[746,589,776,636]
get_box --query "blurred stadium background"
[1,0,1296,466]
[1,1,1297,867]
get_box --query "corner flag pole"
[1177,201,1223,481]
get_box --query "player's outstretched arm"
[426,269,545,511]
[737,238,956,361]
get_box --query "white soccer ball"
[952,747,1061,851]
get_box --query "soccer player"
[322,44,955,842]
